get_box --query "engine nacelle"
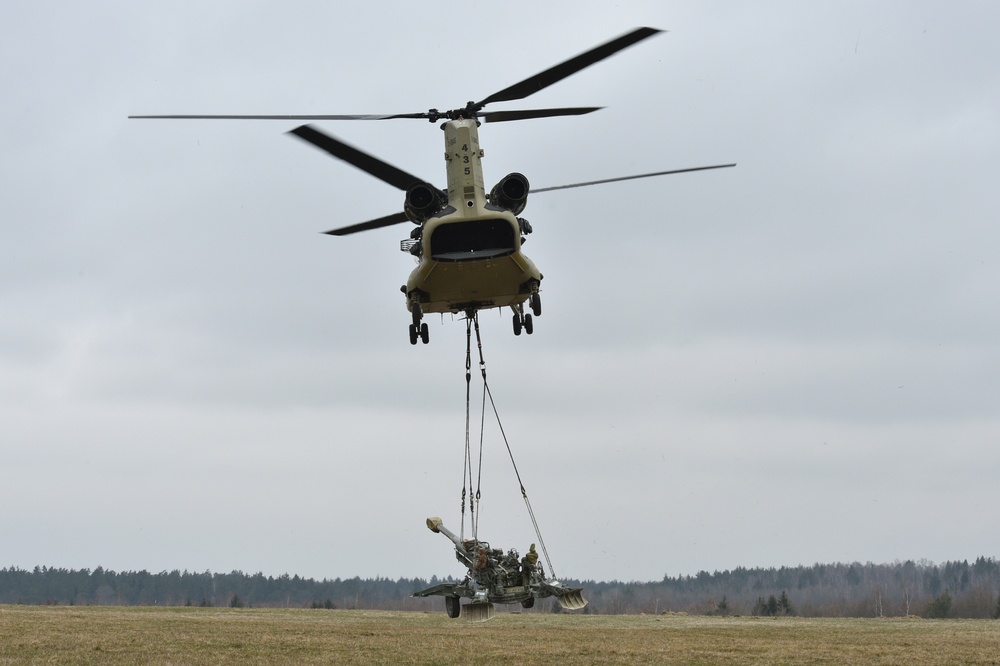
[489,172,529,216]
[405,183,446,223]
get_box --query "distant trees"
[0,567,451,611]
[640,558,999,618]
[310,599,336,609]
[752,591,794,617]
[710,595,730,616]
[925,591,952,618]
[779,591,794,616]
[752,596,775,616]
[1,558,998,618]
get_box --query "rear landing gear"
[511,305,534,336]
[409,302,429,345]
[409,322,429,345]
[530,292,541,317]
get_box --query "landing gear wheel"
[531,292,542,317]
[520,596,535,609]
[512,315,522,336]
[445,596,461,619]
[408,324,418,345]
[420,322,429,344]
[523,313,534,335]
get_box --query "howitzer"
[413,516,587,621]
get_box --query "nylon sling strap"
[459,311,557,580]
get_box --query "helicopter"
[131,27,734,345]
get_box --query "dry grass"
[2,606,998,665]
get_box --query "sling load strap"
[472,315,485,533]
[461,317,473,542]
[471,312,557,580]
[461,312,485,541]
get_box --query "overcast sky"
[3,1,998,585]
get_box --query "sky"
[2,1,998,585]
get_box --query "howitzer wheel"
[520,596,535,609]
[445,595,461,619]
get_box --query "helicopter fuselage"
[404,119,541,316]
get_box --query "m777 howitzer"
[412,516,587,621]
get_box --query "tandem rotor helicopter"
[132,27,734,345]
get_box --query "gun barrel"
[425,516,463,549]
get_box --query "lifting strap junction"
[458,310,557,579]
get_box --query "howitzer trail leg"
[463,601,495,622]
[555,588,588,611]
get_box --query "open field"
[1,606,998,665]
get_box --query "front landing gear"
[409,302,428,345]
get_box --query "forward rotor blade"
[288,124,429,191]
[531,163,736,193]
[323,211,409,236]
[475,27,663,109]
[480,107,603,123]
[129,113,429,120]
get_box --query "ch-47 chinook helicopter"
[131,27,734,344]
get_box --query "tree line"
[2,557,998,618]
[0,566,450,611]
[580,556,1000,618]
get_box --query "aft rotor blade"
[475,27,663,109]
[288,124,429,191]
[129,113,429,120]
[323,211,409,236]
[531,163,736,193]
[481,107,603,123]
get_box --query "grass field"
[1,606,998,665]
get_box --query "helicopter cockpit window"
[429,218,516,262]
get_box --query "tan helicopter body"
[404,119,542,338]
[130,27,734,345]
